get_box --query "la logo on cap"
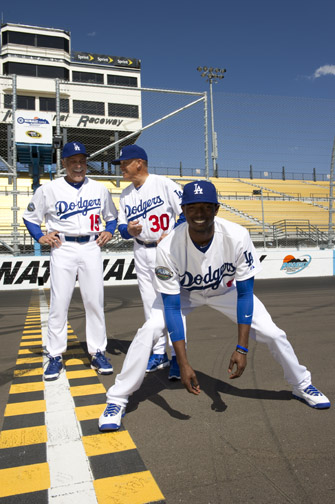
[74,143,81,151]
[194,183,203,195]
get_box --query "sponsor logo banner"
[72,51,141,68]
[15,111,53,145]
[0,253,137,290]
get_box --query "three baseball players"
[23,141,117,380]
[99,180,330,431]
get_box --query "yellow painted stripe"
[66,369,97,379]
[70,383,106,397]
[67,336,77,340]
[20,340,42,347]
[93,471,165,504]
[14,368,43,377]
[0,463,50,498]
[5,400,46,416]
[65,357,90,366]
[23,330,42,334]
[22,335,43,340]
[18,348,43,355]
[75,404,105,421]
[83,431,137,457]
[16,356,43,365]
[9,382,45,394]
[0,425,47,449]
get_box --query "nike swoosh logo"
[245,314,252,318]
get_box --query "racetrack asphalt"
[0,276,334,503]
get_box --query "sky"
[2,0,335,177]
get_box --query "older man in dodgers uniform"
[99,180,330,431]
[23,141,118,380]
[112,144,186,379]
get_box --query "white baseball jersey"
[155,217,262,298]
[118,174,182,241]
[23,177,117,234]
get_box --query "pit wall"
[0,249,334,290]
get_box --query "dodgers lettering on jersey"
[154,217,262,297]
[125,195,164,221]
[23,177,117,235]
[180,263,237,291]
[56,197,101,219]
[118,174,183,241]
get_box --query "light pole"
[197,66,226,177]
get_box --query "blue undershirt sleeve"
[118,223,133,240]
[23,218,44,242]
[105,219,117,235]
[174,212,186,228]
[236,277,254,325]
[161,292,185,342]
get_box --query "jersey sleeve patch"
[155,266,173,281]
[27,202,35,212]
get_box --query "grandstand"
[0,175,334,254]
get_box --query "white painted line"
[39,290,98,504]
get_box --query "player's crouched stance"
[98,180,330,432]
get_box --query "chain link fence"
[0,77,208,254]
[1,76,334,255]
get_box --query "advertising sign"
[15,111,53,145]
[72,51,141,69]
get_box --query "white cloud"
[87,31,96,37]
[313,65,335,79]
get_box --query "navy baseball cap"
[62,141,88,159]
[112,144,148,164]
[181,180,219,205]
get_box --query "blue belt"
[136,238,157,248]
[64,235,96,243]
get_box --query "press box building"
[0,22,142,172]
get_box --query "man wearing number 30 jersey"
[23,141,118,381]
[113,144,186,379]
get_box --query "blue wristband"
[236,344,249,353]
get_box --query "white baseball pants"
[134,241,182,356]
[47,238,107,356]
[106,286,311,407]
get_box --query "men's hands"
[38,231,61,248]
[228,351,247,379]
[127,220,142,237]
[180,362,200,395]
[96,231,113,247]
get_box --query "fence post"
[11,75,20,256]
[327,137,335,248]
[55,78,62,177]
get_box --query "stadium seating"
[0,176,332,242]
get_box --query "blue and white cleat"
[91,350,113,375]
[99,403,126,431]
[146,352,170,373]
[44,355,63,381]
[292,384,331,409]
[168,356,181,380]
